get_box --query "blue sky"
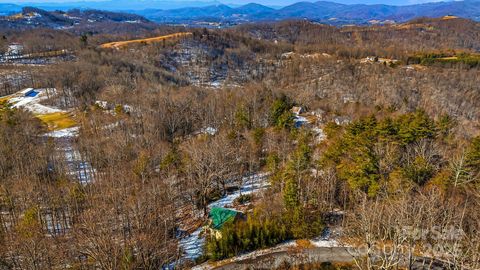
[0,0,455,6]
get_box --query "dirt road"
[99,32,192,49]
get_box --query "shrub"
[206,206,323,260]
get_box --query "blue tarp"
[25,90,39,97]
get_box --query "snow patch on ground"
[310,238,339,248]
[202,127,218,136]
[179,227,205,260]
[312,127,327,142]
[64,146,95,185]
[209,173,269,209]
[27,103,62,114]
[44,127,79,138]
[294,115,309,128]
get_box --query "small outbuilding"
[207,207,244,239]
[209,207,242,230]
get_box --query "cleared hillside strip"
[99,32,193,49]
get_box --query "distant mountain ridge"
[4,0,224,12]
[0,7,156,32]
[0,4,22,16]
[137,0,480,24]
[1,0,480,26]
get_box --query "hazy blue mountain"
[2,0,480,25]
[138,0,480,24]
[0,3,22,15]
[17,0,223,11]
[0,6,156,31]
[138,3,276,22]
[234,3,275,14]
[139,4,234,21]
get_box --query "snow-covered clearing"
[5,88,76,131]
[311,238,340,248]
[8,88,63,114]
[208,173,269,209]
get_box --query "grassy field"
[408,52,480,68]
[100,32,192,49]
[0,95,13,103]
[36,112,76,131]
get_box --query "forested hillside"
[0,15,479,270]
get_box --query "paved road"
[211,247,354,270]
[209,247,451,270]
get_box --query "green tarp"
[209,207,239,230]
